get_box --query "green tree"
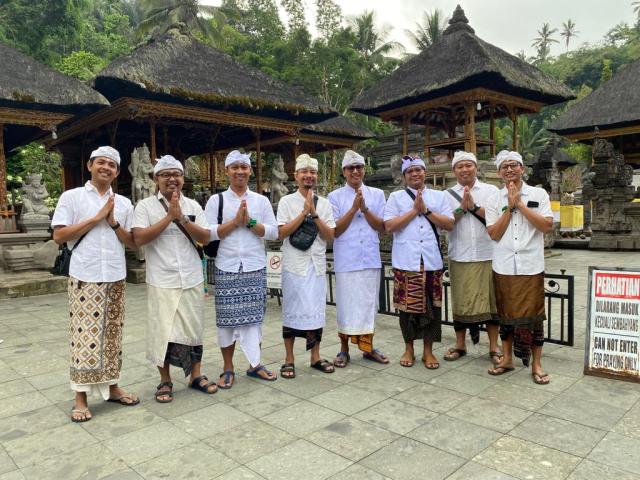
[601,58,613,82]
[280,0,306,33]
[532,22,559,63]
[57,51,108,80]
[349,10,402,64]
[560,19,579,52]
[315,0,342,41]
[7,143,63,207]
[500,117,549,160]
[405,9,448,52]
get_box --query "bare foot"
[399,350,415,367]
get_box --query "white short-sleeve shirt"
[328,184,385,273]
[446,180,499,262]
[485,183,553,275]
[276,191,336,276]
[132,192,210,288]
[383,187,453,271]
[51,181,133,283]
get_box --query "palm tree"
[502,117,548,160]
[405,9,448,52]
[560,19,579,52]
[349,10,402,63]
[633,1,640,19]
[531,22,558,62]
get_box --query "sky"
[203,0,638,57]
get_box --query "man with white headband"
[384,155,454,369]
[277,153,336,378]
[205,150,279,388]
[53,146,139,422]
[444,151,502,364]
[486,150,553,384]
[133,155,218,402]
[327,150,389,367]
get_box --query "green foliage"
[57,51,107,80]
[405,9,448,53]
[561,142,592,165]
[7,143,63,206]
[600,58,613,83]
[315,0,342,40]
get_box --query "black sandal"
[189,375,217,394]
[280,363,296,379]
[155,381,173,403]
[310,359,334,373]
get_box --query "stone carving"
[547,155,561,201]
[271,156,289,205]
[128,144,155,206]
[389,154,404,189]
[20,174,49,219]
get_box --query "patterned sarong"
[69,278,125,385]
[338,333,373,353]
[393,268,443,342]
[214,266,266,328]
[165,343,203,377]
[282,326,323,351]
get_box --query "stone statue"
[185,157,200,181]
[129,144,155,205]
[389,154,404,189]
[547,155,561,201]
[20,173,50,219]
[271,156,289,205]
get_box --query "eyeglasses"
[157,171,184,179]
[344,165,364,172]
[499,163,521,171]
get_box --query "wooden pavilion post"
[330,149,336,191]
[255,129,262,194]
[163,126,169,155]
[149,120,157,161]
[208,154,215,192]
[463,102,477,154]
[489,106,496,158]
[213,155,219,191]
[424,114,431,162]
[402,116,409,156]
[0,124,6,208]
[510,110,518,151]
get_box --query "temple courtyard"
[0,249,639,480]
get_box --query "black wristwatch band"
[110,221,120,230]
[470,204,480,213]
[425,209,433,217]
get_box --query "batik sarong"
[214,266,266,328]
[69,278,125,398]
[494,272,546,367]
[393,268,443,342]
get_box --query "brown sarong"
[393,268,443,342]
[69,278,125,385]
[494,272,546,366]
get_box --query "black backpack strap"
[405,188,442,260]
[69,231,88,252]
[447,188,486,226]
[158,197,203,260]
[217,192,223,224]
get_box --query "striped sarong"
[214,266,266,328]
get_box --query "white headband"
[295,153,318,171]
[342,150,365,168]
[89,146,120,166]
[452,151,477,168]
[401,155,426,174]
[495,150,523,170]
[225,150,251,167]
[153,155,184,175]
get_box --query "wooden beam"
[559,124,640,142]
[0,123,6,208]
[489,106,496,157]
[424,114,431,162]
[150,120,157,161]
[464,103,477,154]
[402,116,409,156]
[511,112,518,151]
[0,107,70,129]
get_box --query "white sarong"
[335,268,380,335]
[217,324,263,368]
[282,262,326,330]
[146,283,205,367]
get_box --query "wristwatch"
[110,221,120,230]
[179,215,191,225]
[246,218,257,229]
[425,209,433,217]
[470,203,481,213]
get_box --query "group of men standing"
[52,143,553,423]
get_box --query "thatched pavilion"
[351,5,574,160]
[0,42,108,232]
[548,58,640,167]
[47,27,335,194]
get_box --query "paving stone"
[456,357,522,379]
[505,368,577,394]
[217,467,266,480]
[567,376,640,410]
[133,442,238,479]
[360,437,465,480]
[382,362,449,383]
[354,398,438,435]
[103,421,194,465]
[539,392,628,430]
[0,380,35,401]
[445,462,518,480]
[246,439,352,480]
[567,459,640,480]
[0,471,25,480]
[394,384,471,413]
[204,420,296,464]
[225,385,300,418]
[171,403,253,439]
[613,402,640,441]
[347,371,419,397]
[0,406,69,444]
[477,382,555,411]
[0,392,51,420]
[3,423,98,468]
[588,432,640,475]
[510,413,606,457]
[474,435,581,480]
[141,384,221,419]
[407,415,502,459]
[80,405,165,441]
[447,397,531,433]
[308,417,398,461]
[426,369,496,396]
[310,384,388,415]
[328,464,390,479]
[268,373,342,400]
[262,400,345,437]
[0,449,16,476]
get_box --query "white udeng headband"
[153,155,184,175]
[495,150,523,169]
[451,150,477,167]
[295,153,319,171]
[401,155,426,174]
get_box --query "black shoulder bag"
[289,195,319,251]
[446,188,486,226]
[158,198,204,260]
[405,188,443,260]
[203,192,224,258]
[52,232,88,277]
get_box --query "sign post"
[266,251,282,290]
[585,267,640,382]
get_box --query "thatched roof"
[303,116,373,139]
[94,28,335,123]
[548,59,640,135]
[0,42,108,113]
[351,5,574,116]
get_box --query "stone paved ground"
[1,250,640,480]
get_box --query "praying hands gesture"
[461,187,475,211]
[351,188,363,212]
[168,191,183,220]
[95,194,115,223]
[304,188,316,216]
[413,189,427,214]
[507,182,521,210]
[235,200,249,227]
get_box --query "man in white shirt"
[133,155,217,403]
[277,154,336,378]
[444,151,501,363]
[486,150,554,385]
[52,146,139,422]
[205,151,279,388]
[328,150,389,368]
[384,155,454,369]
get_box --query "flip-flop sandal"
[487,366,515,376]
[189,375,218,394]
[532,372,551,385]
[247,365,277,381]
[422,357,440,369]
[443,348,467,361]
[363,349,390,364]
[107,393,140,406]
[310,359,334,373]
[70,407,92,423]
[399,356,415,367]
[280,363,296,379]
[489,351,504,365]
[333,351,350,368]
[155,381,174,403]
[218,370,235,389]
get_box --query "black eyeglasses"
[157,171,184,179]
[344,165,364,172]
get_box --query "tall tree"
[280,0,306,33]
[405,9,448,52]
[560,19,579,52]
[532,22,558,63]
[349,10,402,63]
[315,0,342,41]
